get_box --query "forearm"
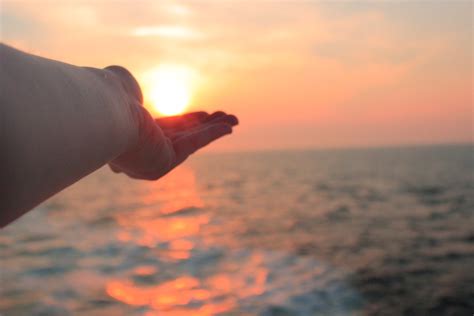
[0,44,140,226]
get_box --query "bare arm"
[0,44,238,227]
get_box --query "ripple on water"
[3,147,472,315]
[102,247,364,315]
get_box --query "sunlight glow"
[132,25,200,39]
[143,65,196,116]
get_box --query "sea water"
[1,144,473,315]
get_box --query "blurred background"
[1,1,473,315]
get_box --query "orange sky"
[1,1,472,151]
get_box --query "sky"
[1,0,472,151]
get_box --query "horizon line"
[203,141,474,155]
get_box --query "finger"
[203,111,227,123]
[166,114,239,141]
[155,111,209,131]
[173,123,232,165]
[160,112,238,141]
[205,113,239,126]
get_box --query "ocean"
[1,144,473,316]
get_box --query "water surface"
[1,145,473,315]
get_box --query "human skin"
[0,44,238,227]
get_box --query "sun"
[143,65,195,116]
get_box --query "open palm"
[109,110,238,180]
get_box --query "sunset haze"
[1,1,472,151]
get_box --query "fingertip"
[227,114,239,126]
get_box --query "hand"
[105,67,238,180]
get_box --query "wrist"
[100,66,145,155]
[104,66,143,103]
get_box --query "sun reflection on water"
[108,166,269,314]
[106,253,269,315]
[104,165,358,315]
[114,166,206,253]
